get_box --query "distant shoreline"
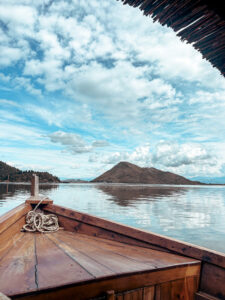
[1,160,224,186]
[0,181,225,187]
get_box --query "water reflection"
[0,183,58,204]
[96,184,187,206]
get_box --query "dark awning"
[118,0,225,77]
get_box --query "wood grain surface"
[0,233,36,296]
[44,204,225,268]
[200,262,225,299]
[0,203,29,234]
[0,229,200,298]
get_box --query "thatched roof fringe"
[118,0,225,76]
[182,15,219,43]
[160,1,198,26]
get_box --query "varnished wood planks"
[0,233,36,296]
[123,288,143,300]
[186,276,199,299]
[0,203,30,259]
[0,218,25,259]
[115,286,154,300]
[35,233,94,290]
[143,286,155,299]
[13,265,200,300]
[0,228,200,299]
[92,281,198,300]
[47,233,115,278]
[171,279,189,300]
[155,277,199,300]
[49,213,169,253]
[200,262,225,299]
[50,231,153,275]
[71,232,200,268]
[0,203,29,234]
[44,204,225,268]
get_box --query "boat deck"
[0,229,200,298]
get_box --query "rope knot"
[22,198,59,233]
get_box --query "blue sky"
[0,0,225,181]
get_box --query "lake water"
[1,183,225,253]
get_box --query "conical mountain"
[92,161,202,185]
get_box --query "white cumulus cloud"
[152,141,214,168]
[48,131,109,154]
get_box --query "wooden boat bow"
[0,176,224,299]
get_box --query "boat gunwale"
[0,203,29,235]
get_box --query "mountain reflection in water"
[96,184,187,206]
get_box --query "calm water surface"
[1,183,225,253]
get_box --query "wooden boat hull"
[0,201,225,300]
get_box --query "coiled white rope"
[22,198,59,233]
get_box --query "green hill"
[0,161,60,183]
